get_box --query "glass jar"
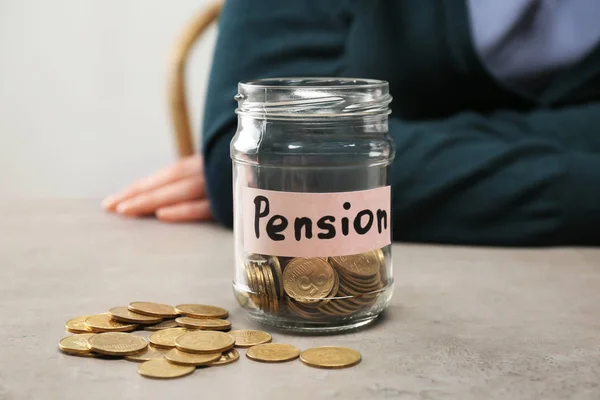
[231,78,395,332]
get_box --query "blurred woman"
[104,0,600,245]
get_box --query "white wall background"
[0,0,217,198]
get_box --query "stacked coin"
[318,250,384,317]
[241,249,386,321]
[244,254,284,314]
[59,301,362,378]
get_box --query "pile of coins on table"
[242,249,387,320]
[59,301,362,379]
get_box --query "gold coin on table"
[175,331,235,354]
[174,304,228,319]
[330,251,381,279]
[108,307,162,325]
[128,301,179,318]
[138,359,195,379]
[149,327,193,349]
[175,317,231,331]
[300,346,361,369]
[144,319,179,331]
[84,314,138,333]
[228,330,272,348]
[246,343,301,363]
[88,332,147,356]
[165,349,221,366]
[212,349,240,366]
[65,316,93,334]
[124,345,169,362]
[58,333,96,356]
[283,258,336,303]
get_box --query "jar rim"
[236,77,391,119]
[239,77,388,90]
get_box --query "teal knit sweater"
[202,0,600,245]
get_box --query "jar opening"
[235,77,391,119]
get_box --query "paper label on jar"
[242,186,391,257]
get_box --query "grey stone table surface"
[1,200,600,400]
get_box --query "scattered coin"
[125,346,169,362]
[138,359,195,379]
[212,349,240,366]
[128,301,180,318]
[144,319,179,331]
[84,314,138,333]
[300,346,361,369]
[149,328,193,349]
[65,316,93,334]
[175,317,231,331]
[175,331,235,354]
[228,330,272,348]
[58,333,96,356]
[60,298,366,379]
[164,349,221,366]
[88,332,148,356]
[246,343,301,363]
[174,304,228,319]
[109,307,162,325]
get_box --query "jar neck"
[235,78,392,120]
[237,114,389,136]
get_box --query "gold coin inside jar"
[299,346,362,369]
[246,343,301,363]
[87,332,148,356]
[282,258,336,303]
[330,251,381,279]
[175,331,235,354]
[138,359,195,379]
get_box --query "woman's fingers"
[102,155,203,211]
[115,175,206,217]
[156,200,213,222]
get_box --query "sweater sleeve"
[202,0,352,227]
[202,0,600,245]
[387,108,600,245]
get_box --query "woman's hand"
[102,154,213,222]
